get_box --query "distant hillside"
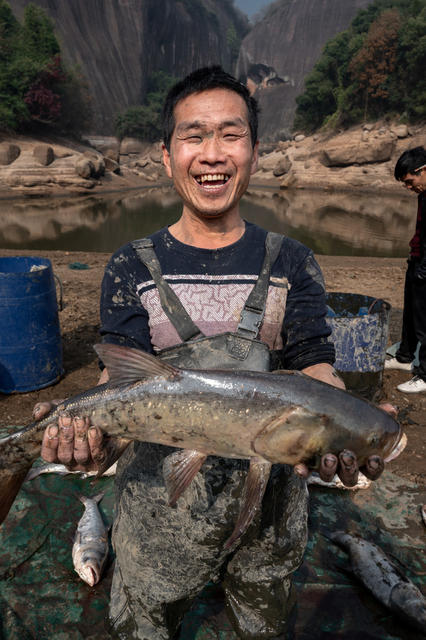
[236,0,374,140]
[294,0,426,133]
[8,0,249,134]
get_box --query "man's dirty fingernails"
[48,425,58,439]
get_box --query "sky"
[234,0,272,19]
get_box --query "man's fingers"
[73,416,91,464]
[41,424,60,462]
[378,402,398,419]
[360,455,384,480]
[337,449,359,487]
[57,414,75,464]
[319,453,338,482]
[294,463,309,478]
[33,401,53,421]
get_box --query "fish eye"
[367,433,379,447]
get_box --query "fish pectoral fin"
[224,457,272,549]
[95,436,131,479]
[163,449,207,506]
[94,343,180,386]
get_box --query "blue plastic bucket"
[0,256,63,393]
[325,292,391,400]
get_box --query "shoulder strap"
[236,231,284,339]
[131,238,203,342]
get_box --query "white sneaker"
[384,357,413,371]
[397,376,426,393]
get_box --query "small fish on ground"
[328,531,426,632]
[72,493,109,587]
[307,471,371,490]
[25,462,117,482]
[421,505,426,527]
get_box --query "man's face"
[162,88,258,220]
[401,167,426,194]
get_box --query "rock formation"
[9,0,248,134]
[237,0,374,140]
[253,123,426,193]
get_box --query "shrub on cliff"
[0,1,91,134]
[294,0,426,132]
[115,71,177,142]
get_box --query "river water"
[0,185,416,257]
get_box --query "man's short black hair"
[162,66,259,151]
[394,146,426,181]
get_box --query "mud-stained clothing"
[396,193,426,380]
[109,446,308,640]
[100,223,335,369]
[100,222,333,639]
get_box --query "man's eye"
[186,135,202,142]
[224,134,239,140]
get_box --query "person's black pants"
[396,259,426,380]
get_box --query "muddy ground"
[0,249,424,488]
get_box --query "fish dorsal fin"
[94,343,179,386]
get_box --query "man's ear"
[162,143,173,179]
[250,140,259,175]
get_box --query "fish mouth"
[194,173,231,188]
[384,431,407,463]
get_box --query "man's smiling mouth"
[195,173,230,186]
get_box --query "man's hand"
[296,362,394,486]
[35,368,130,473]
[40,414,108,472]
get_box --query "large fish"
[0,344,401,546]
[328,531,426,632]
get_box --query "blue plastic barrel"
[325,292,391,400]
[0,256,63,393]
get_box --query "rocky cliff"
[236,0,374,140]
[9,0,248,134]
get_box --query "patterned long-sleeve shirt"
[100,222,335,370]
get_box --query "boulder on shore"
[0,143,20,165]
[33,144,54,166]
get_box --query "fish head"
[77,563,100,587]
[253,402,403,468]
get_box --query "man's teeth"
[196,174,229,184]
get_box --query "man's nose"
[200,135,226,163]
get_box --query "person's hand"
[297,364,398,486]
[294,449,384,486]
[34,399,130,474]
[40,413,109,472]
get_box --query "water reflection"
[0,185,415,257]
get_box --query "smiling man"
[38,67,389,639]
[385,146,426,393]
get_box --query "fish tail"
[79,492,104,505]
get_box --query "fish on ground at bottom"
[25,462,118,482]
[329,531,426,633]
[72,493,109,587]
[0,343,402,547]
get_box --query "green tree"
[115,72,177,141]
[0,0,90,133]
[294,0,426,133]
[349,9,402,121]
